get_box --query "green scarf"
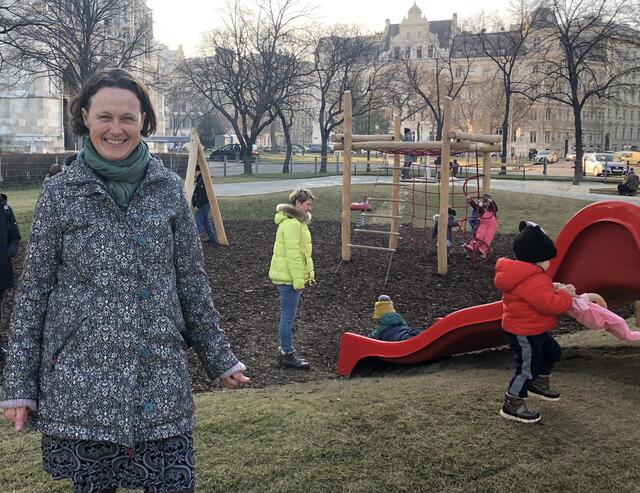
[79,140,150,208]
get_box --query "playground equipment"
[184,128,228,245]
[333,91,501,275]
[336,200,640,377]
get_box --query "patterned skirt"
[42,433,195,493]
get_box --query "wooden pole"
[482,113,491,195]
[196,134,229,246]
[438,97,453,276]
[341,91,352,261]
[389,115,401,251]
[184,128,199,202]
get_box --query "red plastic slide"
[336,200,640,377]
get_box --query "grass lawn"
[1,330,639,492]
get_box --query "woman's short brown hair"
[68,68,157,137]
[288,188,315,205]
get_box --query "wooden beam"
[342,91,352,261]
[438,98,453,276]
[389,116,402,251]
[449,130,501,143]
[482,113,492,195]
[333,141,501,153]
[354,229,401,236]
[194,129,228,246]
[331,134,395,143]
[348,244,396,252]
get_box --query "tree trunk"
[500,91,510,175]
[320,129,329,172]
[573,104,583,186]
[280,112,293,174]
[269,121,278,151]
[243,154,253,175]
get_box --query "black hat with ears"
[513,221,557,263]
[403,128,411,133]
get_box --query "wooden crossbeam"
[361,213,403,219]
[354,229,401,236]
[367,197,406,203]
[448,130,501,143]
[332,134,394,143]
[348,244,396,252]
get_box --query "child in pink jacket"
[555,284,640,341]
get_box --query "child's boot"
[279,350,310,370]
[499,393,541,423]
[528,374,560,401]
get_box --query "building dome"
[406,2,425,23]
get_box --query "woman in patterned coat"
[1,69,249,493]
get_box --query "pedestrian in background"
[0,192,20,354]
[191,164,218,244]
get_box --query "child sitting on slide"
[554,284,640,341]
[369,295,423,342]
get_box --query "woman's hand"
[296,288,304,293]
[4,407,27,432]
[220,372,250,389]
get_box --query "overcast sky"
[146,0,512,55]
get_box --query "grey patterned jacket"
[1,156,244,447]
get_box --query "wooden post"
[186,128,229,246]
[341,91,353,261]
[184,129,199,202]
[482,113,491,195]
[389,115,401,250]
[196,136,228,246]
[438,97,453,276]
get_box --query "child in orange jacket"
[494,221,575,424]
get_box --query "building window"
[544,131,550,143]
[416,46,422,58]
[393,47,400,59]
[615,127,618,138]
[530,131,537,143]
[455,67,464,78]
[545,108,552,120]
[406,32,411,40]
[428,45,433,58]
[405,47,410,59]
[623,127,626,139]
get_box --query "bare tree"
[398,30,476,141]
[2,0,156,95]
[476,5,543,172]
[311,25,391,171]
[181,0,311,175]
[527,0,640,184]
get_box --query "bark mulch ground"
[0,221,633,392]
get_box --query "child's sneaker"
[499,393,541,423]
[278,351,310,370]
[528,375,560,401]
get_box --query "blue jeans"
[194,203,217,243]
[277,284,301,354]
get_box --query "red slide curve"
[336,200,640,377]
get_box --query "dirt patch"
[0,221,634,391]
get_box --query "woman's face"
[295,199,313,214]
[81,87,145,162]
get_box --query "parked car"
[261,145,273,153]
[565,151,576,161]
[613,151,640,165]
[582,152,625,176]
[534,149,559,164]
[209,143,259,162]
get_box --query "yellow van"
[613,151,640,165]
